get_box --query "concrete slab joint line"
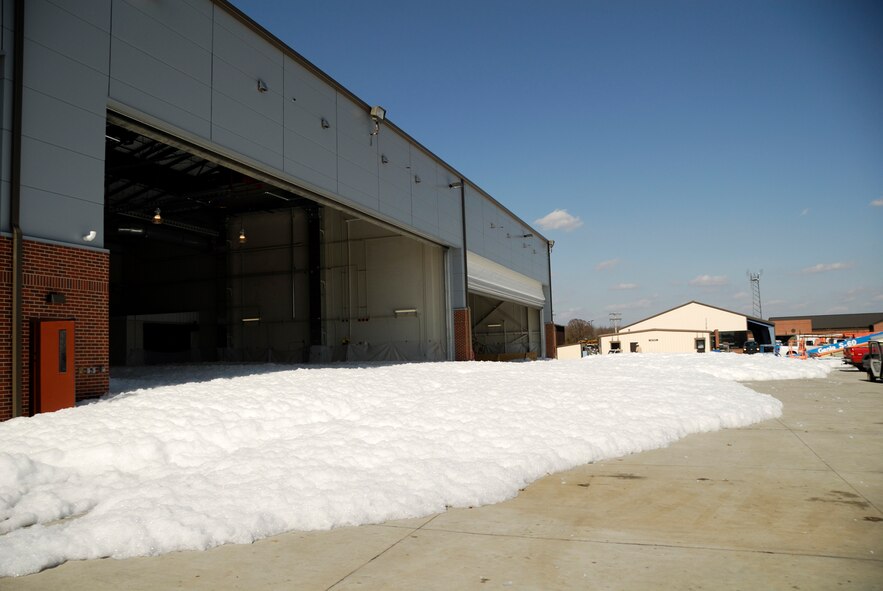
[3,369,881,590]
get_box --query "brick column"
[545,322,558,359]
[0,237,11,420]
[453,308,473,361]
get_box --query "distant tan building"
[599,301,775,354]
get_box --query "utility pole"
[747,270,763,318]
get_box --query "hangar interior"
[104,119,446,366]
[469,294,542,358]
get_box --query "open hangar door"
[467,253,545,360]
[104,118,446,366]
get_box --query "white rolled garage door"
[467,252,545,309]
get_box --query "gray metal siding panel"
[18,0,110,245]
[282,132,337,193]
[211,14,284,169]
[112,1,212,84]
[22,88,105,160]
[23,40,108,118]
[20,137,104,206]
[20,187,104,243]
[110,40,212,135]
[116,0,212,51]
[27,0,110,71]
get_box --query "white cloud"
[534,209,583,232]
[873,293,883,302]
[689,274,729,287]
[801,262,854,274]
[610,283,638,290]
[731,291,749,300]
[595,258,621,271]
[871,198,883,207]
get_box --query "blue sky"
[233,0,883,326]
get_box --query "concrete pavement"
[3,366,882,590]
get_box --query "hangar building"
[0,0,554,420]
[599,301,776,354]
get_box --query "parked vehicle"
[866,339,882,382]
[843,344,870,369]
[743,340,759,355]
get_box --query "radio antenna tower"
[747,270,763,318]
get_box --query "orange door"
[34,320,76,413]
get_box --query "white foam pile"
[0,354,835,576]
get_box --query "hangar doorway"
[104,118,446,366]
[467,253,545,360]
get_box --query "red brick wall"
[1,237,109,421]
[0,238,11,419]
[774,319,813,338]
[545,322,557,359]
[453,308,473,361]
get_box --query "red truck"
[843,344,870,369]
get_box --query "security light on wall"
[238,228,247,244]
[448,181,462,189]
[152,208,162,224]
[321,117,330,129]
[370,105,386,137]
[82,230,97,242]
[487,323,502,328]
[257,79,268,93]
[394,308,418,317]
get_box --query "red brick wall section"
[545,322,557,359]
[0,238,109,421]
[0,238,11,420]
[453,308,473,361]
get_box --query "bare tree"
[564,318,594,344]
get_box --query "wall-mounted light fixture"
[487,323,502,328]
[370,105,386,138]
[239,228,247,244]
[82,230,97,242]
[448,181,462,189]
[521,233,534,238]
[394,308,418,317]
[381,154,389,164]
[257,79,268,93]
[241,317,261,323]
[414,175,421,184]
[118,227,145,235]
[321,117,330,129]
[152,208,162,224]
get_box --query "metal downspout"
[546,240,554,358]
[10,0,25,417]
[459,178,471,360]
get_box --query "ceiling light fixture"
[152,208,162,224]
[239,228,247,244]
